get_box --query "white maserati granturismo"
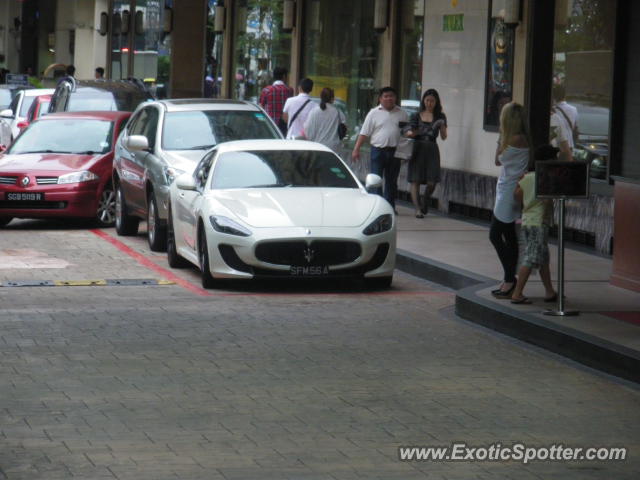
[166,139,396,288]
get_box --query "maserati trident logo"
[305,228,311,236]
[21,176,30,187]
[303,246,315,264]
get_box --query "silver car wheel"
[97,187,116,225]
[115,188,123,229]
[148,197,156,244]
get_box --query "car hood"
[162,150,208,172]
[0,152,103,172]
[212,188,379,228]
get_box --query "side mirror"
[0,109,14,119]
[365,173,382,191]
[176,173,197,191]
[125,134,149,151]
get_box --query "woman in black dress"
[405,89,448,217]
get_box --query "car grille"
[0,201,67,210]
[36,177,58,185]
[251,243,391,278]
[255,240,361,266]
[0,176,18,185]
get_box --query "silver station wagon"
[112,99,283,250]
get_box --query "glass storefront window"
[206,1,224,98]
[111,1,131,79]
[110,0,170,98]
[133,0,168,97]
[231,0,292,102]
[398,0,425,117]
[552,0,616,179]
[302,0,382,141]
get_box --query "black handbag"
[336,110,347,139]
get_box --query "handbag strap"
[288,99,312,129]
[555,105,574,130]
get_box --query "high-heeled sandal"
[492,284,516,299]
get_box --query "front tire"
[365,275,393,290]
[95,183,116,227]
[147,192,167,252]
[115,183,139,236]
[198,226,216,289]
[166,204,189,268]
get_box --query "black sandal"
[492,284,515,299]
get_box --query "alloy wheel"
[148,198,156,245]
[96,187,116,226]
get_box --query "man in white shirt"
[550,84,577,161]
[352,87,409,211]
[282,78,315,139]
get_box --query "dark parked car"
[48,79,153,114]
[572,100,610,179]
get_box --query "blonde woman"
[490,102,531,298]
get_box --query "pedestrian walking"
[303,87,345,153]
[282,78,315,140]
[404,89,447,217]
[95,67,105,79]
[509,145,558,304]
[489,101,531,299]
[57,64,76,86]
[258,67,293,136]
[351,87,409,212]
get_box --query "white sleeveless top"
[493,146,530,223]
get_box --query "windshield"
[211,150,359,189]
[0,89,13,109]
[162,110,279,150]
[574,103,609,140]
[68,95,117,112]
[37,101,51,118]
[8,119,115,155]
[66,89,149,112]
[20,96,36,116]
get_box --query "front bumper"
[0,184,100,219]
[204,225,397,280]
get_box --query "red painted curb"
[90,229,213,297]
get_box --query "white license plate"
[290,266,330,276]
[6,192,44,201]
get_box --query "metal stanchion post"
[544,197,578,316]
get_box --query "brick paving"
[0,221,639,479]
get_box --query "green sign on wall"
[443,14,464,32]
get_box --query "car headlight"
[164,166,185,184]
[363,214,393,235]
[57,171,99,184]
[209,215,251,237]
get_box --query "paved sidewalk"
[393,204,640,383]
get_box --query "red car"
[0,111,131,227]
[17,94,52,133]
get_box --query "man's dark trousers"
[370,146,400,208]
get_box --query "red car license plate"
[6,192,45,201]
